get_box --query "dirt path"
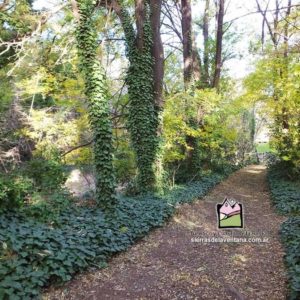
[45,165,288,300]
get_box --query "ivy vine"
[75,0,117,210]
[120,3,161,193]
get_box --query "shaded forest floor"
[44,165,288,300]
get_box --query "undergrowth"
[268,165,300,300]
[268,166,300,215]
[280,217,300,300]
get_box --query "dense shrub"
[113,136,136,184]
[20,190,72,224]
[268,166,300,215]
[0,175,33,210]
[0,172,225,298]
[280,217,300,300]
[268,164,300,299]
[25,158,67,191]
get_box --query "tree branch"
[62,140,93,157]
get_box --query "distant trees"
[164,0,227,90]
[246,0,300,176]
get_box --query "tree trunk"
[192,33,201,82]
[282,0,292,132]
[213,0,224,90]
[203,0,210,86]
[284,0,292,58]
[73,0,116,211]
[99,0,164,193]
[181,0,193,88]
[135,0,145,51]
[150,0,164,110]
[255,0,279,49]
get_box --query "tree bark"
[150,0,164,109]
[283,0,292,58]
[135,0,145,51]
[203,0,210,86]
[255,0,279,49]
[213,0,224,90]
[282,0,292,130]
[98,0,164,109]
[181,0,193,88]
[192,33,201,82]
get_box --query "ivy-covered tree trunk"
[102,0,163,193]
[125,3,160,192]
[73,0,116,210]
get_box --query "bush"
[0,160,70,221]
[25,158,67,191]
[0,172,227,298]
[20,190,72,224]
[0,175,33,210]
[268,166,300,215]
[268,164,300,299]
[113,138,136,184]
[280,217,300,300]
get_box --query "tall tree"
[254,0,298,175]
[192,34,202,82]
[72,0,116,210]
[203,0,210,86]
[284,0,292,58]
[181,0,193,88]
[213,0,224,89]
[162,0,200,84]
[150,0,164,110]
[180,0,202,177]
[99,0,164,192]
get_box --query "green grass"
[256,143,271,153]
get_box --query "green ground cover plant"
[0,171,230,299]
[268,166,300,215]
[268,165,300,299]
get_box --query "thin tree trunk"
[274,0,280,46]
[255,0,279,49]
[282,0,292,131]
[284,0,292,58]
[203,0,210,86]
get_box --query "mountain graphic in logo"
[217,197,243,228]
